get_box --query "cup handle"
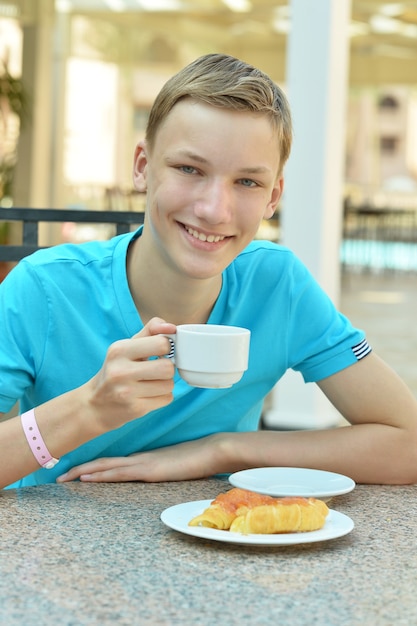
[164,334,176,362]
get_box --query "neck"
[126,236,222,326]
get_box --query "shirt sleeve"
[283,254,371,382]
[0,260,50,410]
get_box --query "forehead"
[154,100,280,161]
[149,100,282,177]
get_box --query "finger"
[102,360,175,396]
[57,457,123,482]
[130,376,175,396]
[57,457,140,483]
[107,335,175,362]
[79,467,138,483]
[134,318,177,339]
[120,354,175,381]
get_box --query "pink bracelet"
[21,409,60,469]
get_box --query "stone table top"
[1,477,416,625]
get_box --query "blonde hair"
[146,53,292,169]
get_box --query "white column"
[264,0,351,430]
[13,0,55,208]
[48,8,70,210]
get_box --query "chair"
[0,207,145,262]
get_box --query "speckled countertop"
[1,478,416,625]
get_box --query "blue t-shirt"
[0,229,369,487]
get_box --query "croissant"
[188,487,277,530]
[189,488,329,534]
[229,497,329,534]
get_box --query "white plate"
[160,499,354,546]
[228,467,355,498]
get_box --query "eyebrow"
[168,150,272,175]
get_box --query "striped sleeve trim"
[352,339,372,361]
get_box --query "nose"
[193,179,233,224]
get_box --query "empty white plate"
[228,467,355,498]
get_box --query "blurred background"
[1,0,416,217]
[1,0,416,423]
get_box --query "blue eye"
[180,165,196,174]
[240,178,257,187]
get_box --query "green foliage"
[0,58,30,202]
[0,155,15,199]
[0,60,30,125]
[0,221,9,245]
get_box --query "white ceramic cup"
[166,324,251,388]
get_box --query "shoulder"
[24,232,130,269]
[8,231,135,286]
[235,239,297,267]
[1,231,133,299]
[231,239,311,283]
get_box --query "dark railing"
[0,207,145,262]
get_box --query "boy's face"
[134,99,283,281]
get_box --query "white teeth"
[185,227,225,243]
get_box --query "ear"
[264,176,284,220]
[132,140,148,192]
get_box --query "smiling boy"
[1,53,417,489]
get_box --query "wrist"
[21,409,60,469]
[210,432,250,475]
[30,386,108,460]
[81,377,120,436]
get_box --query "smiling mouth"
[184,225,227,243]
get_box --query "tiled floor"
[340,268,417,398]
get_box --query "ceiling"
[3,0,417,85]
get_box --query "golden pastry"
[188,488,329,534]
[229,496,329,534]
[188,487,276,529]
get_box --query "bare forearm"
[0,321,176,489]
[0,387,102,489]
[216,423,417,485]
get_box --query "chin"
[182,262,224,280]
